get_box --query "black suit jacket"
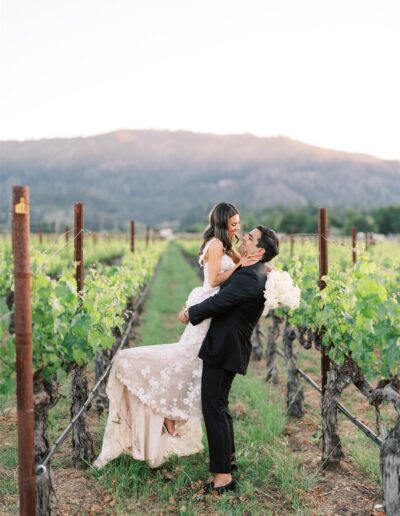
[188,262,267,375]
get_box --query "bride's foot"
[163,418,179,437]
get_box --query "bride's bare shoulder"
[202,238,224,263]
[208,238,224,251]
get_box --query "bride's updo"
[200,202,239,258]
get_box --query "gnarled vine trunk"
[283,321,304,418]
[6,289,15,335]
[321,358,353,469]
[34,372,59,515]
[265,313,281,384]
[94,349,112,415]
[251,322,264,361]
[380,417,400,516]
[94,327,122,415]
[70,364,94,469]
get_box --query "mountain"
[1,130,399,229]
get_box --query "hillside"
[1,130,399,229]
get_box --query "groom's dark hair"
[256,226,279,262]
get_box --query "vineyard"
[1,192,400,515]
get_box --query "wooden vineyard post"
[130,220,135,253]
[318,208,330,395]
[38,227,43,245]
[12,186,35,515]
[290,227,294,257]
[319,207,346,469]
[352,227,357,264]
[74,204,84,295]
[365,231,369,252]
[146,225,150,246]
[65,226,70,243]
[72,202,94,468]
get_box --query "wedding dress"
[94,239,234,469]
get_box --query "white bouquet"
[262,270,301,316]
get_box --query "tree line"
[181,204,400,235]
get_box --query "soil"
[252,323,388,516]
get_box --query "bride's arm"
[206,240,240,287]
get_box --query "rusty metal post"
[74,204,84,295]
[130,221,135,253]
[352,227,357,264]
[12,186,35,515]
[318,208,330,396]
[146,225,150,246]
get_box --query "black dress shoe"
[203,479,236,494]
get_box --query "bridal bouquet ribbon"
[262,270,301,316]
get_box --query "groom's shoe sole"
[203,479,236,495]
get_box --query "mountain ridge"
[1,129,399,229]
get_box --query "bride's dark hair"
[199,202,240,258]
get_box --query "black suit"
[188,262,267,473]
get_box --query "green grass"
[0,419,18,509]
[92,242,315,514]
[137,242,201,346]
[342,433,381,484]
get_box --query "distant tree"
[373,205,400,234]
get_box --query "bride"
[94,202,258,469]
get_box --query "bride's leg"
[163,418,176,435]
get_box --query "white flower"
[174,363,183,373]
[263,270,301,316]
[140,365,151,378]
[192,368,202,378]
[160,369,170,383]
[149,379,160,389]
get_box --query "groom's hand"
[178,306,189,324]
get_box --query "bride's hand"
[178,307,189,324]
[239,252,259,267]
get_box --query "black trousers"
[201,361,236,473]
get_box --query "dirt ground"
[254,342,388,516]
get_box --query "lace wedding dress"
[94,239,234,469]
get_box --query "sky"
[1,0,399,160]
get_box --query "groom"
[179,226,279,494]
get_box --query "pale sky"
[1,0,399,159]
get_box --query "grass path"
[92,243,315,515]
[136,241,200,346]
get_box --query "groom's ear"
[256,247,265,259]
